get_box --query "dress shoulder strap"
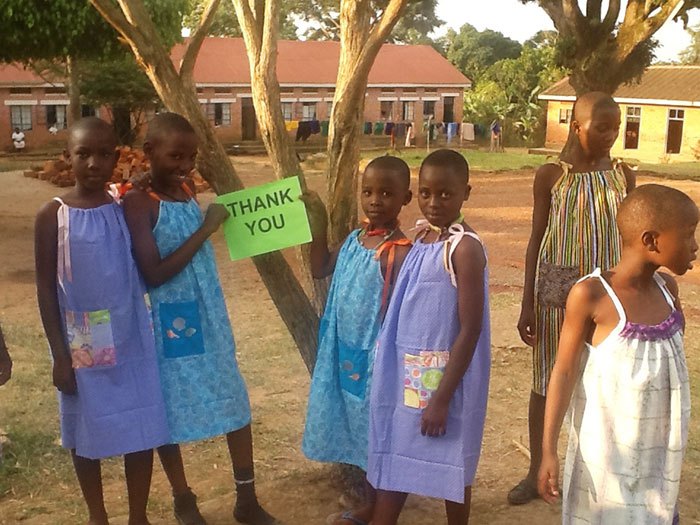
[53,197,65,205]
[652,273,677,310]
[54,197,72,290]
[580,268,627,326]
[444,224,486,288]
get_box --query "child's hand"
[537,453,560,504]
[0,349,11,386]
[299,191,328,238]
[421,397,449,437]
[203,203,230,234]
[53,357,77,395]
[517,304,536,346]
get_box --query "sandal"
[507,478,539,505]
[326,511,369,525]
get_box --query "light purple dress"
[54,197,169,459]
[368,228,490,503]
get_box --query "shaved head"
[145,112,196,144]
[68,117,116,148]
[573,91,619,124]
[365,155,411,189]
[617,184,699,246]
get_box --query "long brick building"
[1,37,470,150]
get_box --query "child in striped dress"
[539,184,695,524]
[509,92,636,505]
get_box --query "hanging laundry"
[374,122,385,135]
[405,123,414,147]
[296,121,313,142]
[395,122,407,138]
[310,120,321,135]
[461,122,475,141]
[285,120,299,132]
[320,121,330,137]
[385,122,395,136]
[364,122,373,135]
[446,122,458,143]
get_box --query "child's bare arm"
[35,201,76,394]
[518,163,560,346]
[538,280,596,503]
[299,191,340,278]
[0,324,11,386]
[123,191,228,287]
[421,237,485,437]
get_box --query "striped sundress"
[533,160,627,395]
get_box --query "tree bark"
[67,56,82,124]
[89,0,319,372]
[326,0,408,246]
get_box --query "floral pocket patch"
[403,350,449,409]
[65,309,117,369]
[159,301,205,359]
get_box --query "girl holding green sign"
[302,155,413,525]
[123,113,278,525]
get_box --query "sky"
[435,0,699,63]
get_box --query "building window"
[380,101,394,120]
[326,101,333,117]
[196,87,205,94]
[558,108,572,124]
[281,102,294,121]
[381,88,394,94]
[624,106,641,150]
[11,105,33,130]
[403,87,416,93]
[45,86,66,95]
[302,88,318,94]
[9,87,32,95]
[214,87,231,94]
[46,105,68,130]
[423,100,436,117]
[81,105,97,118]
[302,102,317,121]
[213,103,231,126]
[280,87,294,94]
[666,108,685,154]
[402,101,414,121]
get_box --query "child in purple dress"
[368,149,490,524]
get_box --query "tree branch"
[602,0,621,32]
[88,0,137,41]
[586,0,602,22]
[232,0,262,56]
[181,0,222,86]
[259,0,280,70]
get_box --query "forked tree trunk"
[89,0,319,371]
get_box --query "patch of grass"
[0,159,37,173]
[638,162,700,180]
[362,147,548,172]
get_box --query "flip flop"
[507,478,539,505]
[325,511,369,525]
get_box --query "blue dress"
[303,230,385,469]
[55,198,169,459]
[148,195,251,444]
[368,229,491,503]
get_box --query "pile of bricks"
[23,147,210,192]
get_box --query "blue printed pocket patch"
[159,301,205,359]
[338,341,369,399]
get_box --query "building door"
[443,97,455,123]
[624,106,641,150]
[241,97,257,140]
[666,109,684,154]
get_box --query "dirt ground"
[0,157,699,525]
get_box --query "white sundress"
[563,269,690,524]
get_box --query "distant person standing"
[0,323,11,386]
[489,120,502,152]
[12,128,26,151]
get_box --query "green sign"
[216,176,312,260]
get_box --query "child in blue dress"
[123,113,277,525]
[368,149,490,525]
[35,117,169,525]
[301,156,413,525]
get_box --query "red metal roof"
[171,37,471,86]
[540,66,700,105]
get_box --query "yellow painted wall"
[545,101,700,163]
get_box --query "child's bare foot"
[326,507,372,525]
[173,489,207,525]
[233,502,282,525]
[87,514,109,525]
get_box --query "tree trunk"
[67,56,81,124]
[89,0,319,371]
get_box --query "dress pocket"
[536,263,580,308]
[65,309,117,369]
[403,350,449,409]
[337,340,369,399]
[159,301,205,359]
